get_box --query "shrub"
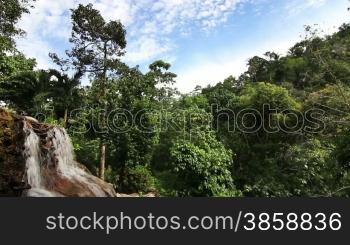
[118,165,156,194]
[169,131,239,197]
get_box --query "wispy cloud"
[176,36,300,93]
[15,0,347,93]
[17,0,248,67]
[285,0,328,15]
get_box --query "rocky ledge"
[0,108,116,197]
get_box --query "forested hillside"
[1,0,350,197]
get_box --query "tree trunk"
[98,42,108,181]
[63,108,68,128]
[99,140,106,180]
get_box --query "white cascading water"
[46,127,76,175]
[23,122,43,188]
[46,127,106,196]
[22,122,107,197]
[23,122,58,197]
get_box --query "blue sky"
[17,0,349,93]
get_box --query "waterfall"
[46,127,76,175]
[23,122,42,188]
[22,121,113,197]
[45,127,107,196]
[22,122,59,197]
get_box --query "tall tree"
[51,4,127,179]
[48,69,83,127]
[0,0,36,82]
[0,0,35,51]
[0,70,53,113]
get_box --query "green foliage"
[50,3,126,76]
[169,131,238,197]
[334,129,350,170]
[0,0,36,52]
[0,70,53,113]
[280,139,339,196]
[239,82,301,110]
[238,139,346,197]
[0,52,36,80]
[71,135,100,174]
[2,0,350,197]
[117,165,156,194]
[0,69,83,120]
[0,0,36,84]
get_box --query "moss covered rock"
[0,108,26,196]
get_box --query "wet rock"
[0,108,117,197]
[0,108,26,196]
[24,116,39,124]
[116,192,157,197]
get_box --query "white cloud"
[176,35,298,93]
[16,35,53,69]
[124,0,250,64]
[16,0,248,68]
[14,0,348,94]
[124,36,174,63]
[175,1,349,94]
[285,0,328,15]
[176,58,246,93]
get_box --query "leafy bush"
[241,139,348,197]
[71,136,100,174]
[169,131,239,197]
[335,129,350,169]
[118,165,156,194]
[280,139,341,196]
[104,166,119,188]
